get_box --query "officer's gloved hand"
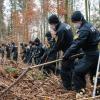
[47,49,52,56]
[62,51,70,62]
[62,55,69,62]
[41,53,48,63]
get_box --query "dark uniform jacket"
[64,21,100,58]
[50,22,73,54]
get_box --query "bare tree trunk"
[0,0,5,40]
[40,0,49,43]
[71,0,74,12]
[85,0,89,21]
[69,0,74,24]
[45,0,49,33]
[57,0,59,17]
[99,0,100,15]
[64,0,69,23]
[88,0,91,22]
[23,0,29,42]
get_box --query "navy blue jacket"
[64,21,100,58]
[50,22,73,54]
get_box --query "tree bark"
[85,0,89,21]
[64,0,69,23]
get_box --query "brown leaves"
[0,59,98,100]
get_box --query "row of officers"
[0,11,100,98]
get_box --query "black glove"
[62,55,69,62]
[41,51,50,63]
[62,51,71,62]
[47,49,52,56]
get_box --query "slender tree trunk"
[23,0,29,42]
[99,0,100,15]
[71,0,74,12]
[57,0,59,17]
[0,0,5,40]
[85,0,89,21]
[69,0,73,24]
[42,0,45,42]
[64,0,69,23]
[88,0,91,22]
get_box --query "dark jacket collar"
[55,22,61,31]
[80,20,87,29]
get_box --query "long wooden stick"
[0,53,83,97]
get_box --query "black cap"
[29,41,32,44]
[31,41,35,45]
[34,38,40,43]
[71,11,85,22]
[12,42,15,45]
[45,31,51,38]
[45,31,52,41]
[48,14,60,24]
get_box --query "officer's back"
[56,22,73,52]
[78,22,100,52]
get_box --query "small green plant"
[32,70,46,80]
[5,67,18,74]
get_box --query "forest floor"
[0,58,100,100]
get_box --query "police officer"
[63,11,100,97]
[1,44,5,59]
[11,43,18,61]
[29,41,36,65]
[34,38,44,65]
[6,44,11,60]
[41,31,58,75]
[48,14,74,90]
[24,41,33,64]
[23,44,30,63]
[28,41,34,64]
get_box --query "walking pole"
[92,52,100,98]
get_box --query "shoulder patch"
[66,24,71,30]
[90,26,96,32]
[74,34,79,39]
